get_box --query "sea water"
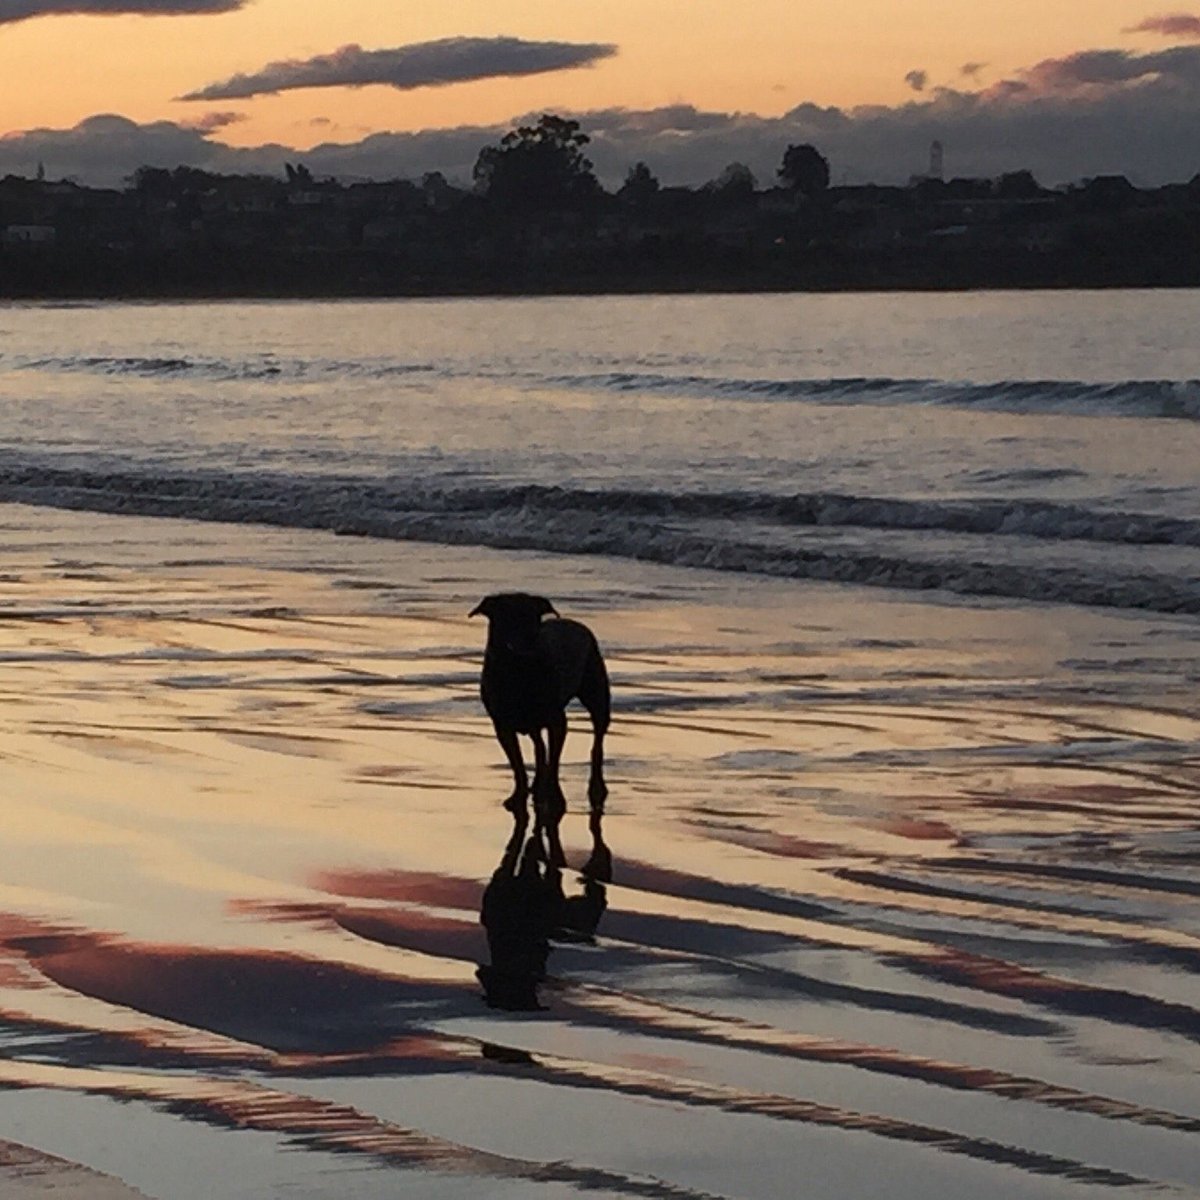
[1,289,1198,613]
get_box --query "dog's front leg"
[495,725,529,814]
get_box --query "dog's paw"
[587,777,608,810]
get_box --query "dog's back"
[538,618,606,711]
[481,617,607,731]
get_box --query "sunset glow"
[2,1,1199,185]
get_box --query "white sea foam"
[0,458,1196,612]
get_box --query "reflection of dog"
[555,832,611,944]
[477,813,612,1011]
[470,593,609,840]
[477,824,556,1011]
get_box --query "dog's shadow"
[476,812,611,1012]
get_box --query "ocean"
[2,289,1198,613]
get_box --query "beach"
[0,290,1198,1196]
[0,500,1198,1198]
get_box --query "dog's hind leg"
[578,654,611,816]
[529,729,548,826]
[586,721,608,815]
[495,725,529,814]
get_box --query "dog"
[469,593,609,843]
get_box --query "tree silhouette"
[995,170,1042,200]
[1081,174,1136,211]
[420,171,459,210]
[778,144,830,197]
[128,166,173,198]
[473,114,600,212]
[619,161,659,207]
[708,162,756,200]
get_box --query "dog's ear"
[468,597,492,618]
[535,596,559,619]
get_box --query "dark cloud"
[904,69,928,92]
[1127,13,1200,38]
[1015,44,1200,91]
[6,39,1200,191]
[181,110,245,132]
[557,63,1199,187]
[0,0,245,23]
[181,36,617,101]
[0,114,234,184]
[961,61,988,78]
[0,112,505,187]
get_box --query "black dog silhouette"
[470,593,609,854]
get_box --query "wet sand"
[1,503,1199,1198]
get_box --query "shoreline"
[0,484,1194,619]
[5,276,1200,303]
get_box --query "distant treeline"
[3,114,1200,297]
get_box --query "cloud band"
[181,37,618,101]
[0,0,246,24]
[1127,13,1200,39]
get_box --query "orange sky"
[0,0,1176,146]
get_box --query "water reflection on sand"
[1,506,1199,1198]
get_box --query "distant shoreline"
[6,160,1198,301]
[5,273,1200,302]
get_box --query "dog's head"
[469,593,558,654]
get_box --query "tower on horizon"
[929,141,944,182]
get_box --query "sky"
[1,0,1199,187]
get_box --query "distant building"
[287,190,327,208]
[909,141,946,188]
[2,224,56,247]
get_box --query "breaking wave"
[0,457,1196,614]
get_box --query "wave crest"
[10,353,1200,420]
[0,459,1196,614]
